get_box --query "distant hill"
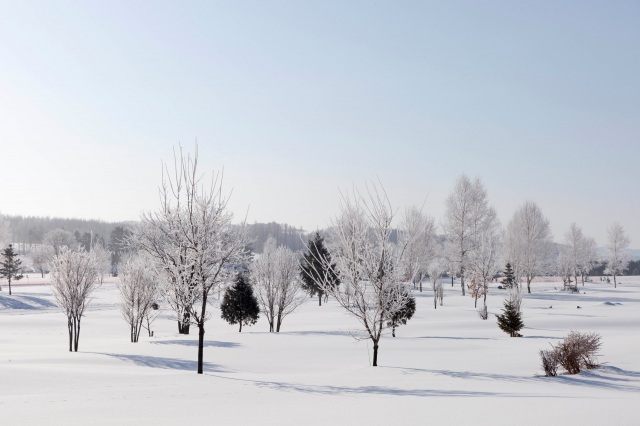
[597,247,640,261]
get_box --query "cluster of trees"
[0,214,128,254]
[2,149,634,372]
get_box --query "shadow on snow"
[151,340,240,348]
[0,294,56,310]
[98,352,231,373]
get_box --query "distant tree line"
[1,214,131,254]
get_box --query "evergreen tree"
[501,263,516,289]
[496,298,524,337]
[0,244,24,295]
[387,290,416,337]
[300,232,340,306]
[220,274,260,332]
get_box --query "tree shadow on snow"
[549,368,640,393]
[98,352,231,373]
[207,374,555,398]
[0,294,56,310]
[415,336,495,341]
[151,340,240,348]
[283,330,355,337]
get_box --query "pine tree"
[387,290,416,337]
[300,232,340,306]
[501,263,516,289]
[0,244,24,295]
[496,298,524,337]
[220,274,260,332]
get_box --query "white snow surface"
[1,276,639,425]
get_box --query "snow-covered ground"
[1,276,639,425]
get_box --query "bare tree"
[578,236,597,285]
[443,175,493,296]
[399,206,435,292]
[563,223,588,289]
[30,244,54,278]
[132,146,250,374]
[252,238,305,332]
[468,207,502,313]
[117,252,159,342]
[43,229,77,255]
[50,247,100,352]
[605,223,630,288]
[91,243,111,285]
[556,244,576,291]
[312,183,415,367]
[427,258,445,309]
[505,201,554,294]
[0,217,11,249]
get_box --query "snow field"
[1,277,639,425]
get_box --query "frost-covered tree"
[91,243,111,285]
[0,218,11,249]
[427,254,446,309]
[0,244,24,295]
[43,229,77,255]
[300,232,339,306]
[468,206,502,309]
[505,201,554,294]
[605,223,630,288]
[30,244,54,278]
[563,224,589,288]
[578,236,597,286]
[220,274,260,332]
[117,252,159,342]
[50,247,100,351]
[399,206,435,292]
[443,175,493,296]
[252,238,304,332]
[556,244,576,291]
[312,183,416,366]
[132,146,250,374]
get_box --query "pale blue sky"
[0,1,638,246]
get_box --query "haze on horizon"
[0,1,638,246]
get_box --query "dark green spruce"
[220,274,260,332]
[300,232,340,306]
[0,244,24,295]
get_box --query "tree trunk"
[614,274,617,288]
[8,277,12,296]
[372,342,379,367]
[527,278,532,294]
[461,271,466,296]
[318,293,322,306]
[239,322,242,332]
[276,313,282,332]
[451,276,454,287]
[197,323,205,374]
[178,312,190,334]
[68,317,73,352]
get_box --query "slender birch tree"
[117,252,159,342]
[252,238,305,332]
[399,206,435,292]
[605,222,630,288]
[311,183,416,366]
[505,201,554,294]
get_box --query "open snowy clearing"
[1,276,639,425]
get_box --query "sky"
[0,1,638,247]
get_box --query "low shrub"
[540,331,602,376]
